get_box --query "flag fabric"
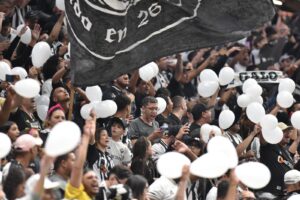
[65,0,275,86]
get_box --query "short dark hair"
[53,153,70,171]
[126,175,148,199]
[141,96,157,107]
[172,96,184,110]
[156,88,170,97]
[115,94,131,112]
[108,165,132,180]
[191,103,208,121]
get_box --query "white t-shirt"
[107,139,132,166]
[148,176,186,200]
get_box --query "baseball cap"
[284,170,300,184]
[278,122,292,132]
[191,103,209,121]
[107,117,127,130]
[14,134,43,152]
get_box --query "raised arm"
[69,113,96,188]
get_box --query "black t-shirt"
[86,145,114,182]
[167,113,181,126]
[134,92,147,118]
[260,144,294,196]
[9,109,42,131]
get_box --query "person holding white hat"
[284,169,300,199]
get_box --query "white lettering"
[137,3,162,28]
[70,0,93,31]
[117,27,127,42]
[105,28,117,43]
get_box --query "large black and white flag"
[65,0,275,86]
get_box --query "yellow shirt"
[64,182,92,200]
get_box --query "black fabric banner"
[65,0,275,86]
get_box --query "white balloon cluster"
[238,78,263,108]
[139,62,159,82]
[190,136,238,178]
[157,136,271,189]
[80,86,117,119]
[197,67,235,98]
[277,78,295,108]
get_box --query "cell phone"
[5,74,17,82]
[160,123,169,136]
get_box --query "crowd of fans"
[0,0,300,200]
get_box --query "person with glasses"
[128,96,161,142]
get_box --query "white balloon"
[14,79,40,98]
[36,95,50,106]
[94,100,117,118]
[157,152,191,179]
[242,78,258,93]
[200,124,213,143]
[200,69,219,82]
[56,0,65,11]
[262,127,283,144]
[11,67,28,80]
[245,84,263,97]
[190,152,229,178]
[260,114,278,130]
[32,42,52,68]
[236,162,271,189]
[277,91,294,108]
[16,24,32,44]
[218,110,235,130]
[207,136,238,168]
[246,102,265,123]
[291,111,300,129]
[151,62,159,75]
[80,103,94,120]
[250,95,264,104]
[218,67,235,86]
[0,133,12,159]
[288,194,300,200]
[45,121,81,157]
[279,78,296,93]
[0,61,11,81]
[211,125,222,136]
[156,97,167,115]
[86,86,103,102]
[37,105,48,121]
[197,81,219,98]
[237,94,251,108]
[139,62,159,82]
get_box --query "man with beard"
[103,74,130,100]
[49,86,70,114]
